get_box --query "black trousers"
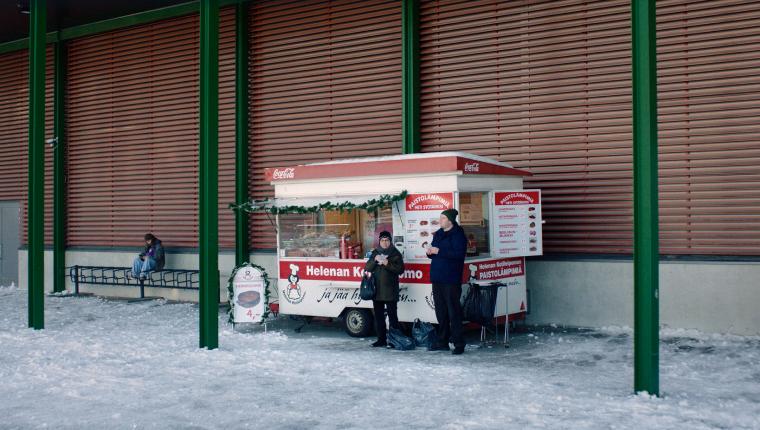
[432,283,465,348]
[373,300,399,342]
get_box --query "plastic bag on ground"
[387,327,415,351]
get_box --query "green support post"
[27,0,46,329]
[234,2,250,266]
[199,0,220,349]
[53,41,66,293]
[402,0,420,154]
[632,0,660,396]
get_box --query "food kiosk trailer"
[255,152,542,337]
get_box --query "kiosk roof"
[265,152,532,182]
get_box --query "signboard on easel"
[232,266,266,324]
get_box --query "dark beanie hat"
[378,230,392,240]
[441,208,459,223]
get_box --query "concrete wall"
[18,249,278,303]
[526,258,760,336]
[18,250,760,335]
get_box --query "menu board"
[491,190,543,257]
[403,193,454,260]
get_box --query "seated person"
[131,233,165,279]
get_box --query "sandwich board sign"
[232,265,266,324]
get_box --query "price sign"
[233,266,266,323]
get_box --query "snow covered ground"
[1,285,758,430]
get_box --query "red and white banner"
[279,257,524,286]
[405,192,454,212]
[464,257,525,282]
[279,260,431,284]
[494,191,541,206]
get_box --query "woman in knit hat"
[363,230,405,347]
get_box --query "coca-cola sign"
[272,168,295,180]
[463,162,480,172]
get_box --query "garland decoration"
[229,190,408,215]
[226,262,272,325]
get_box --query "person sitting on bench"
[131,233,165,280]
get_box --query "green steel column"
[402,0,420,154]
[27,0,46,329]
[632,0,660,396]
[199,0,220,349]
[53,41,66,293]
[234,2,250,266]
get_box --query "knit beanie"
[441,208,459,223]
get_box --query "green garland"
[226,262,272,325]
[229,190,408,215]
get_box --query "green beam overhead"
[53,41,66,294]
[199,0,220,350]
[632,0,660,396]
[234,2,250,266]
[27,0,46,329]
[401,0,420,154]
[0,0,246,55]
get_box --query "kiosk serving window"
[278,207,394,260]
[458,192,491,257]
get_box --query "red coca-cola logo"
[406,193,453,211]
[272,168,295,180]
[463,162,480,172]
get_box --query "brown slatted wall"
[420,0,760,256]
[0,48,55,246]
[657,0,760,255]
[66,9,237,249]
[420,0,633,254]
[219,7,237,249]
[248,0,403,249]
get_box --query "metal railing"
[68,265,200,299]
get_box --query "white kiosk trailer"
[259,152,543,338]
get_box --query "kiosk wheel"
[343,308,373,337]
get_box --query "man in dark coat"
[364,231,405,347]
[426,208,467,355]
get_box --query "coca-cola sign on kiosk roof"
[272,168,295,180]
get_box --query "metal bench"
[68,265,200,301]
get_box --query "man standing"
[426,208,467,355]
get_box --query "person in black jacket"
[364,231,405,347]
[426,208,467,355]
[131,233,165,280]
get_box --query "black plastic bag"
[462,283,497,326]
[387,327,415,350]
[359,273,376,301]
[412,318,438,349]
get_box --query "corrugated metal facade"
[0,48,55,246]
[419,0,760,255]
[65,9,237,249]
[247,0,403,249]
[1,0,758,257]
[657,0,760,255]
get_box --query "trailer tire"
[343,308,373,337]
